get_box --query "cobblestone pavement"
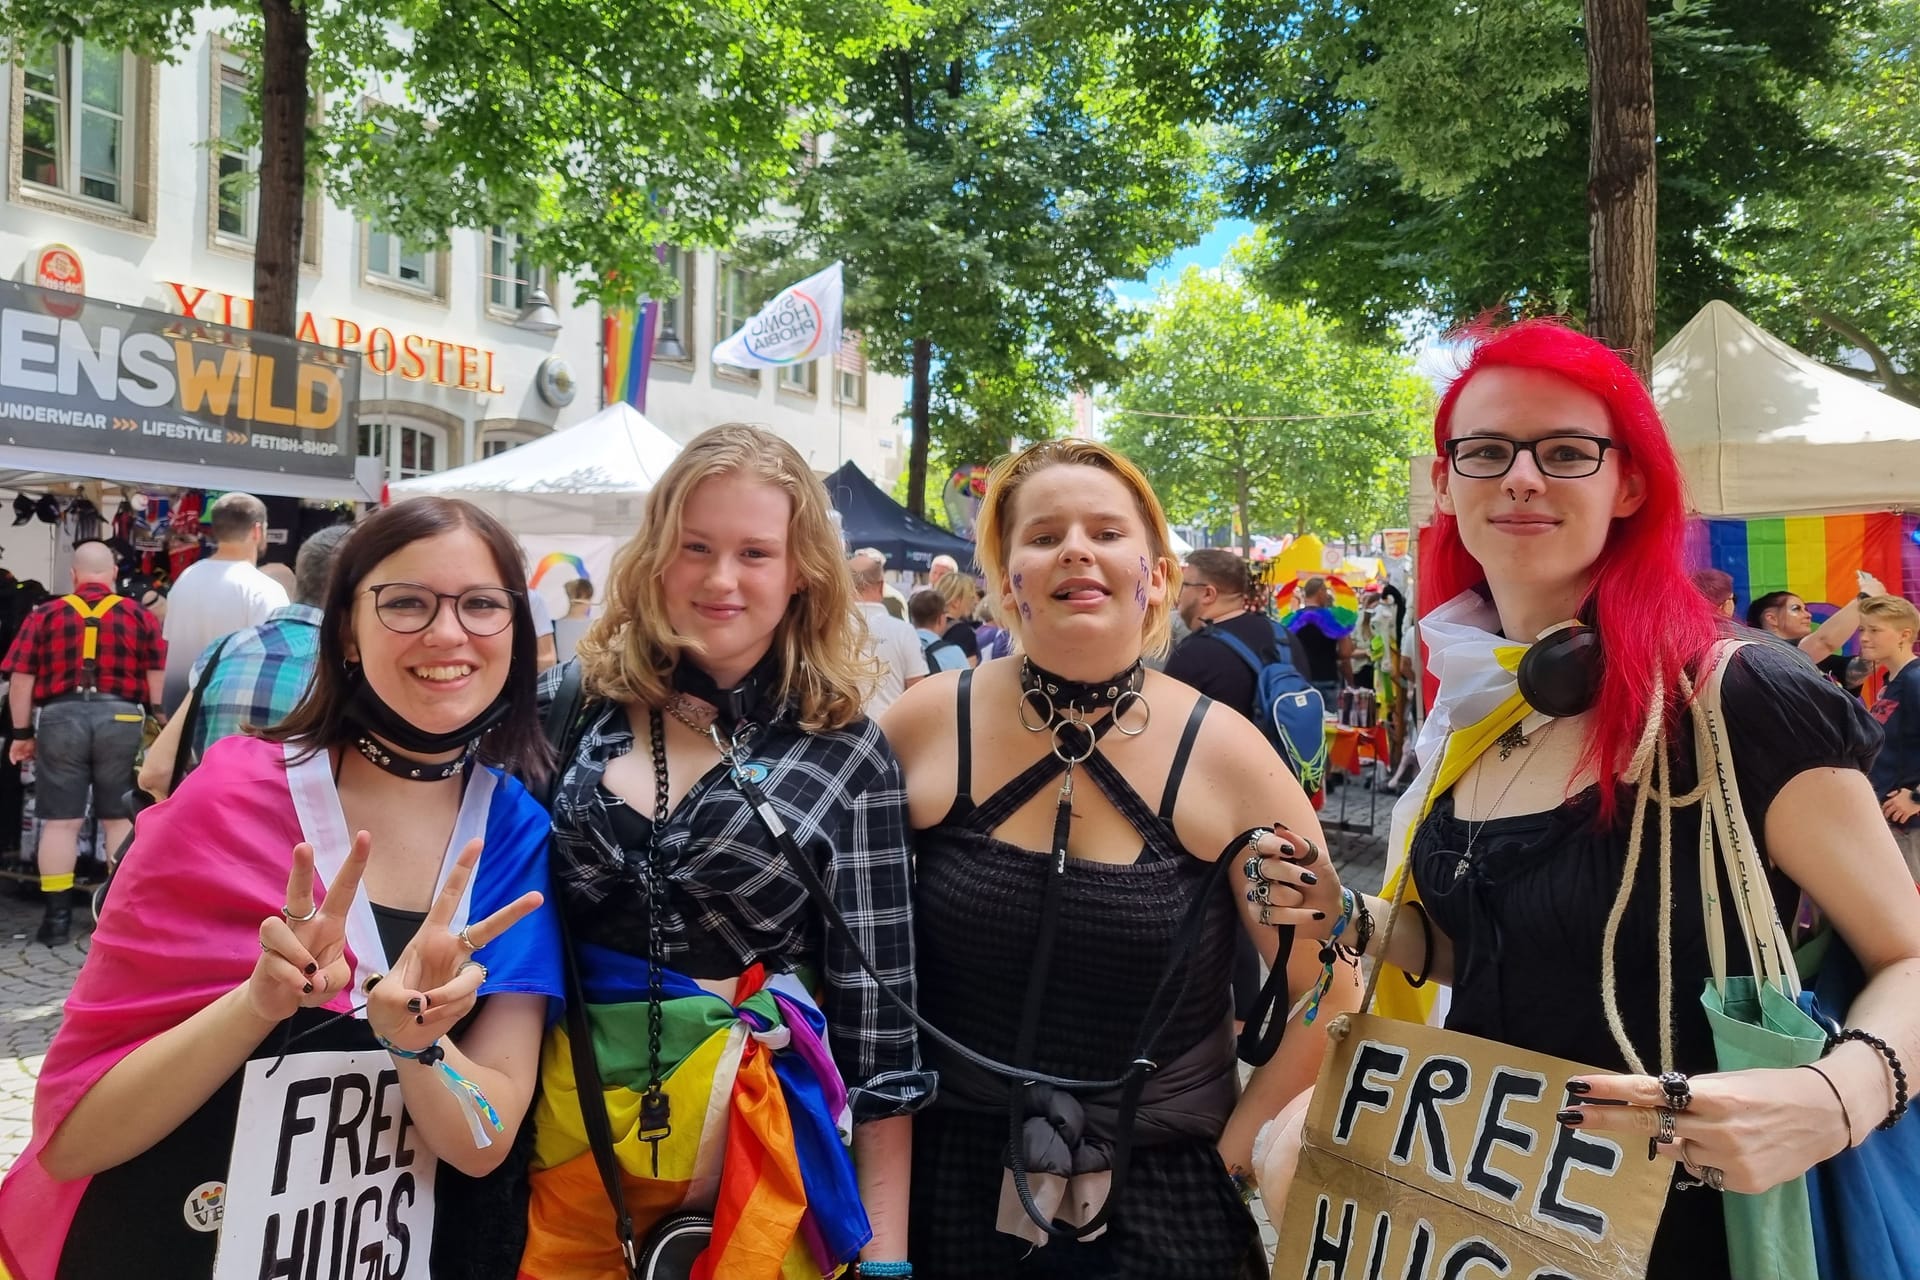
[0,888,89,1171]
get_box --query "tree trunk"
[1584,0,1657,381]
[254,0,309,338]
[1235,464,1252,558]
[907,337,933,518]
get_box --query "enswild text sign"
[1272,1014,1670,1280]
[215,1050,436,1280]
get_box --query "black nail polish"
[1312,910,1327,921]
[420,995,431,1008]
[302,982,313,994]
[1566,1080,1592,1095]
[1300,871,1319,886]
[407,998,422,1013]
[304,962,317,976]
[415,1014,425,1025]
[1556,1109,1583,1126]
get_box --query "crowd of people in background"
[2,325,1919,1280]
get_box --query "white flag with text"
[711,262,844,370]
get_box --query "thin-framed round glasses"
[363,582,519,636]
[1443,434,1617,480]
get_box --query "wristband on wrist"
[376,1033,505,1147]
[856,1262,914,1278]
[11,723,32,740]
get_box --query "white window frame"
[213,55,256,242]
[483,226,540,317]
[364,224,439,296]
[359,420,448,480]
[779,359,818,396]
[19,41,137,211]
[836,366,866,408]
[652,247,694,362]
[713,259,760,382]
[479,431,531,459]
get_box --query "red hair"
[1421,320,1717,818]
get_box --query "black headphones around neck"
[1515,619,1604,718]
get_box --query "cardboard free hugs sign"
[1273,1015,1671,1280]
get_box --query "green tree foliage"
[741,5,1216,514]
[1220,0,1872,342]
[0,0,915,331]
[1104,253,1434,547]
[1728,0,1920,403]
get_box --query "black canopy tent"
[824,461,974,573]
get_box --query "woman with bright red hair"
[1251,321,1920,1275]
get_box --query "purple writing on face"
[1135,579,1148,612]
[1139,556,1149,575]
[1020,601,1033,620]
[1012,573,1024,594]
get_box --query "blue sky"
[1111,217,1255,303]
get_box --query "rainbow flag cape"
[1280,574,1361,639]
[519,946,868,1280]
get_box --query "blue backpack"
[1207,622,1328,791]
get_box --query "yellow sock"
[40,872,75,894]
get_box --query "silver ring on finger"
[1702,1165,1726,1192]
[1242,852,1268,886]
[1659,1070,1693,1112]
[1656,1108,1677,1145]
[1246,880,1273,905]
[456,959,488,982]
[281,902,320,924]
[457,924,478,951]
[1294,838,1320,868]
[260,938,273,953]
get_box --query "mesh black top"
[907,669,1265,1279]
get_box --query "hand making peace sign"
[247,831,372,1023]
[363,836,545,1054]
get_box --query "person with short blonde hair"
[522,424,927,1279]
[882,437,1343,1275]
[1861,594,1920,880]
[933,569,982,667]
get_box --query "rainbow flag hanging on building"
[603,300,657,412]
[1685,512,1920,645]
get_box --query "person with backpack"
[1164,549,1327,791]
[2,541,166,946]
[912,588,970,674]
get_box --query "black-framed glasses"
[363,582,520,636]
[1443,434,1617,480]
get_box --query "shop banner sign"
[0,280,360,481]
[1272,1014,1671,1280]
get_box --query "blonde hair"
[577,423,872,731]
[934,568,978,617]
[976,438,1180,657]
[1861,594,1920,640]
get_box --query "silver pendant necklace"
[1454,719,1558,883]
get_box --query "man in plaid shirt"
[3,541,165,945]
[137,524,351,799]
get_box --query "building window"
[365,228,436,293]
[836,332,868,407]
[714,261,759,380]
[836,368,866,406]
[480,433,527,458]
[20,41,136,208]
[485,226,537,314]
[214,59,253,237]
[653,247,693,361]
[359,421,445,480]
[779,360,818,396]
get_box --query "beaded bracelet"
[855,1262,913,1278]
[1833,1027,1910,1131]
[1300,890,1355,1024]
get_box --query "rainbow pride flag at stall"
[520,947,868,1280]
[1684,513,1920,638]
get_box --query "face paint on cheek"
[1012,572,1024,593]
[1135,578,1147,612]
[1020,601,1032,621]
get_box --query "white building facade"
[0,17,904,503]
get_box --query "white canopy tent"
[388,402,681,535]
[1651,300,1920,517]
[1408,301,1920,524]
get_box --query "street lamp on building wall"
[514,286,564,333]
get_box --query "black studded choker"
[353,735,474,782]
[1018,658,1145,721]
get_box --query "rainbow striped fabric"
[519,944,869,1280]
[1280,573,1362,639]
[1685,513,1920,649]
[603,305,651,410]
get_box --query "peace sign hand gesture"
[365,836,544,1055]
[248,831,372,1023]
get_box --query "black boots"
[36,896,71,946]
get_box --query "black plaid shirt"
[541,668,934,1121]
[1,583,166,703]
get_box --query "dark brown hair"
[1183,548,1257,598]
[261,497,550,783]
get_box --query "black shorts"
[36,698,144,820]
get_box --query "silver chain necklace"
[1453,719,1559,882]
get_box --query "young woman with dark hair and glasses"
[0,497,563,1280]
[1253,321,1920,1277]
